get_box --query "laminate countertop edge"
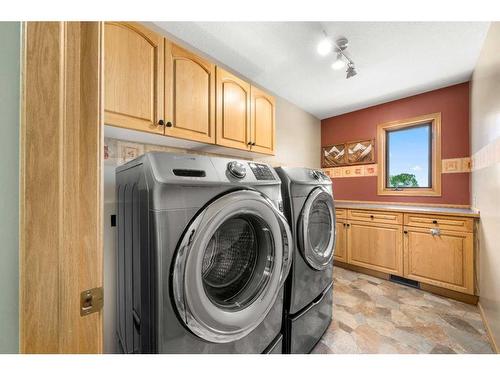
[334,201,480,218]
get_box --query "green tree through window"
[389,173,419,188]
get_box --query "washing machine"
[115,152,292,354]
[275,167,336,354]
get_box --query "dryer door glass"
[299,188,335,270]
[172,190,292,344]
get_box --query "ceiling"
[152,22,490,119]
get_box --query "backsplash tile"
[104,137,252,166]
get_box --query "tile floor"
[312,266,493,354]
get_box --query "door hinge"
[80,287,104,317]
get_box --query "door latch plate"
[80,287,104,316]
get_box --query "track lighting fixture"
[317,33,358,79]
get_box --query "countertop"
[334,201,480,218]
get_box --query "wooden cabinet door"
[104,22,164,134]
[347,222,403,275]
[333,221,347,263]
[216,67,251,151]
[164,41,215,143]
[250,86,275,155]
[404,227,474,294]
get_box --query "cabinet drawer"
[404,213,473,233]
[335,208,347,219]
[348,209,402,225]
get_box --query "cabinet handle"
[158,119,165,126]
[430,228,441,236]
[432,220,438,224]
[166,121,173,128]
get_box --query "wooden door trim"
[20,22,103,353]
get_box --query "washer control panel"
[249,162,275,180]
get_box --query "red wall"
[321,82,470,205]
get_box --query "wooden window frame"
[377,112,441,197]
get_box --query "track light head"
[331,53,346,70]
[317,37,333,56]
[346,63,357,79]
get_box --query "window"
[377,113,441,196]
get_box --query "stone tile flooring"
[312,266,493,354]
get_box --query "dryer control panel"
[248,162,275,180]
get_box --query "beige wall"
[262,96,321,168]
[470,22,500,352]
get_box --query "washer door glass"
[202,214,274,311]
[172,190,292,344]
[298,188,335,270]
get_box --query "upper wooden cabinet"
[104,22,164,134]
[164,41,216,144]
[104,22,276,154]
[216,67,251,151]
[250,86,276,155]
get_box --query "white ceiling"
[152,22,490,119]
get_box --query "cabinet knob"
[251,142,256,146]
[430,228,441,236]
[432,220,438,224]
[158,119,165,126]
[247,141,252,145]
[404,230,408,235]
[370,215,374,219]
[166,121,173,128]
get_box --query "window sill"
[377,187,442,197]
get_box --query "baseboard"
[334,261,390,281]
[420,283,478,305]
[478,301,499,354]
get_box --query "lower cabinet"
[347,221,403,276]
[403,227,474,294]
[333,207,477,297]
[333,221,347,263]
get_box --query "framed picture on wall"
[346,139,375,165]
[321,143,346,167]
